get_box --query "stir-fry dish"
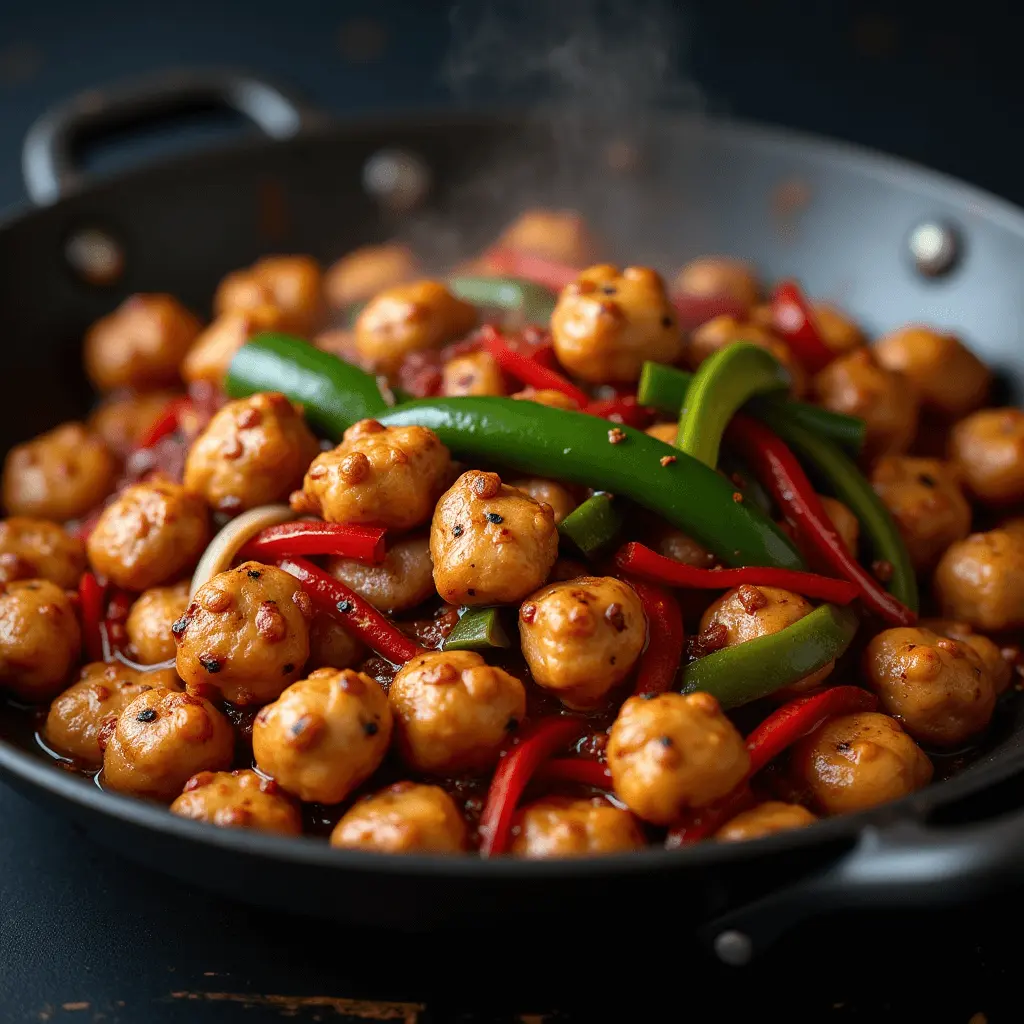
[2,208,1022,858]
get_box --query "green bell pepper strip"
[447,276,557,325]
[681,603,859,709]
[443,607,511,651]
[637,361,866,455]
[378,397,805,570]
[676,343,791,467]
[557,493,623,557]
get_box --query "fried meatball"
[89,389,181,458]
[922,618,1013,696]
[874,326,990,418]
[181,305,287,386]
[935,529,1024,632]
[102,687,234,801]
[0,517,85,588]
[84,294,202,392]
[511,796,645,858]
[492,209,599,266]
[814,304,865,356]
[214,255,324,337]
[442,351,505,397]
[86,478,210,591]
[43,662,181,765]
[170,769,302,834]
[430,471,558,607]
[0,580,81,702]
[175,562,310,706]
[673,257,760,308]
[950,408,1024,506]
[306,612,365,671]
[519,577,646,709]
[689,316,806,397]
[252,667,392,804]
[511,387,581,411]
[870,457,971,571]
[330,781,468,853]
[550,264,683,384]
[324,242,419,309]
[3,422,117,522]
[791,711,932,815]
[715,801,817,842]
[812,349,918,460]
[388,650,525,774]
[607,692,750,825]
[820,497,861,556]
[183,392,319,513]
[354,280,477,375]
[326,535,434,614]
[652,525,715,568]
[507,478,577,525]
[125,581,190,665]
[292,419,451,532]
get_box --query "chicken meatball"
[3,422,117,522]
[491,209,599,266]
[791,711,932,816]
[950,408,1024,506]
[507,478,577,525]
[330,781,467,853]
[0,580,81,702]
[511,387,581,411]
[252,667,392,804]
[689,316,806,397]
[511,796,645,858]
[324,242,419,309]
[292,419,451,532]
[430,471,558,607]
[181,305,287,386]
[102,687,234,801]
[326,535,434,614]
[870,457,971,571]
[550,264,683,384]
[84,294,202,392]
[86,478,211,591]
[874,326,990,418]
[125,581,190,665]
[519,576,645,709]
[922,618,1013,696]
[935,529,1024,632]
[812,304,865,356]
[820,497,861,556]
[652,525,716,568]
[388,650,525,774]
[354,280,477,375]
[214,255,324,337]
[89,389,181,458]
[812,349,918,460]
[0,517,85,588]
[714,801,817,842]
[43,662,181,765]
[673,256,760,308]
[175,562,311,706]
[306,613,365,671]
[183,392,320,513]
[441,351,505,397]
[170,769,302,834]
[607,692,750,825]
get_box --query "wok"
[2,68,1024,964]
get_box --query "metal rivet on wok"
[713,929,753,966]
[908,219,959,277]
[362,148,431,213]
[65,227,124,286]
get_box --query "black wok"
[2,69,1024,964]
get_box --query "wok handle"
[22,67,321,205]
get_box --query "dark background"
[1,2,1021,1021]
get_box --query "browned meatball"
[0,517,85,588]
[673,257,760,308]
[551,265,682,384]
[689,317,807,397]
[327,535,434,614]
[181,305,287,386]
[43,662,181,765]
[252,667,392,803]
[820,497,860,556]
[89,389,181,458]
[511,796,645,858]
[354,280,477,375]
[511,387,581,411]
[430,471,558,607]
[813,349,918,461]
[921,618,1013,696]
[519,576,646,709]
[607,692,750,825]
[3,422,117,522]
[0,580,81,702]
[441,351,505,397]
[86,478,211,591]
[102,687,234,801]
[306,613,365,671]
[324,243,419,309]
[84,294,202,392]
[170,769,302,834]
[183,392,319,513]
[791,711,932,815]
[870,457,971,571]
[491,209,600,266]
[175,562,311,706]
[874,326,990,418]
[214,255,324,337]
[950,408,1024,506]
[330,781,467,853]
[292,419,451,531]
[125,581,190,665]
[935,529,1024,631]
[651,524,715,568]
[715,801,817,842]
[388,650,525,774]
[507,478,577,525]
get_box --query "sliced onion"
[190,504,297,598]
[112,648,177,673]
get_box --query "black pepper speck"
[171,617,188,637]
[282,663,294,674]
[200,656,222,674]
[136,708,157,723]
[485,512,503,524]
[336,600,354,614]
[453,524,464,538]
[247,569,262,579]
[363,721,379,737]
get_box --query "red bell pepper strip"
[615,541,860,605]
[78,572,107,663]
[769,281,834,373]
[665,784,755,847]
[277,556,424,665]
[628,578,685,696]
[102,588,133,654]
[535,758,613,789]
[480,326,590,408]
[583,395,655,429]
[137,397,194,449]
[240,522,386,565]
[481,247,580,292]
[478,716,587,856]
[671,293,749,331]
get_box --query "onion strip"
[112,649,177,673]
